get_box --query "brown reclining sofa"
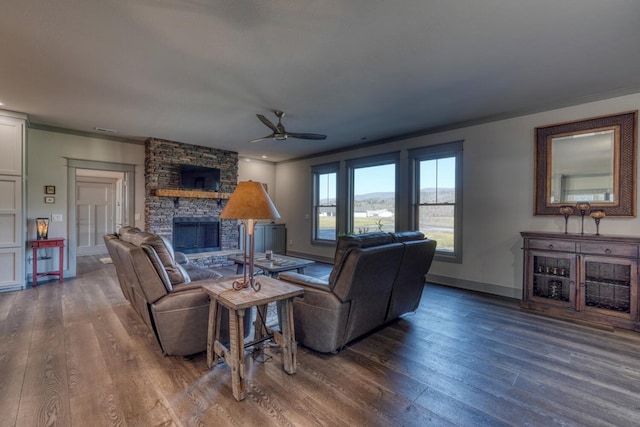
[279,231,436,353]
[104,226,248,356]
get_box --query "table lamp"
[36,218,49,240]
[220,181,280,291]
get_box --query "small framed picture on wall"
[44,196,55,204]
[45,185,56,195]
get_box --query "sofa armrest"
[278,272,330,292]
[150,287,210,356]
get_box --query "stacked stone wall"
[144,138,239,251]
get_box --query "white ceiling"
[2,0,640,162]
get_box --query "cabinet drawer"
[580,242,639,258]
[528,239,575,252]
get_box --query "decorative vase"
[576,202,591,235]
[590,210,606,236]
[559,206,574,234]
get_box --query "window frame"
[311,162,339,244]
[346,152,400,234]
[409,141,463,263]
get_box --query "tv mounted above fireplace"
[180,165,221,191]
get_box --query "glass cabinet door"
[530,252,576,308]
[580,256,637,319]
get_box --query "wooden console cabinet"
[521,231,639,331]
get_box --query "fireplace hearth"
[173,217,220,253]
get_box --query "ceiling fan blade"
[256,114,278,133]
[252,111,327,142]
[249,134,274,143]
[287,132,327,140]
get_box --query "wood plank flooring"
[2,255,640,426]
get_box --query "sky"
[320,157,456,199]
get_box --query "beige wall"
[27,129,145,235]
[22,91,640,296]
[237,156,279,216]
[27,129,145,276]
[274,92,640,298]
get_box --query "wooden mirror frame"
[535,111,637,217]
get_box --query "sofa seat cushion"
[184,265,223,281]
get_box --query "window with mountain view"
[312,164,338,242]
[410,141,463,262]
[350,161,396,234]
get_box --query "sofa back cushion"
[329,232,394,286]
[331,243,405,343]
[385,238,437,321]
[110,238,169,307]
[119,228,189,290]
[391,231,425,242]
[104,233,134,302]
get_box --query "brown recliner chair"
[104,227,250,356]
[279,232,436,353]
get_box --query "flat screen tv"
[180,165,221,191]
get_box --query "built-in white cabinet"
[0,115,24,176]
[0,113,26,291]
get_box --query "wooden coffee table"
[228,252,315,277]
[202,276,304,401]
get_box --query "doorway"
[76,169,124,255]
[66,159,136,278]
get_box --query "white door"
[77,179,116,255]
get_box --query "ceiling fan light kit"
[250,110,327,143]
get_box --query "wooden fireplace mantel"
[154,188,232,199]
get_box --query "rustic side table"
[203,276,304,401]
[31,238,65,287]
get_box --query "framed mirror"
[535,111,637,216]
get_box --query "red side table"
[31,238,65,287]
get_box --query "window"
[347,154,398,234]
[410,141,463,262]
[312,164,338,242]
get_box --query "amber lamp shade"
[219,181,281,291]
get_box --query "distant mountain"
[319,198,337,204]
[353,192,395,201]
[320,188,453,204]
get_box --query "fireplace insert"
[172,217,220,253]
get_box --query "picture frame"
[45,185,56,195]
[534,110,637,217]
[44,196,55,204]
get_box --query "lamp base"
[231,218,261,292]
[231,277,261,292]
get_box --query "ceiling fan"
[250,110,327,143]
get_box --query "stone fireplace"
[144,138,239,253]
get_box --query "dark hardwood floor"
[2,256,640,426]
